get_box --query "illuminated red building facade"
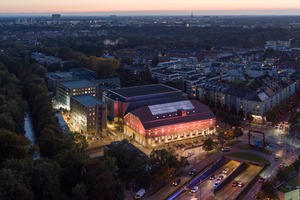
[124,100,216,147]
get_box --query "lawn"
[227,152,269,165]
[278,177,299,193]
[239,144,272,155]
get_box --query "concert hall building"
[123,99,216,147]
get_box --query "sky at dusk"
[1,0,300,15]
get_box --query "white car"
[222,168,229,174]
[190,186,199,193]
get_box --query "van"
[221,146,231,152]
[135,188,145,199]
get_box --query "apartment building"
[56,80,97,110]
[70,95,107,137]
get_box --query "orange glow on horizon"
[1,0,300,13]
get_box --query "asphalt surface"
[147,152,224,200]
[178,160,241,200]
[215,164,262,200]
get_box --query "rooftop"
[129,100,215,130]
[46,71,73,78]
[149,100,194,115]
[60,79,96,89]
[109,84,181,98]
[72,95,104,107]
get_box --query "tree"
[259,181,278,200]
[30,158,61,200]
[0,129,32,164]
[0,114,15,132]
[148,148,189,186]
[105,140,144,183]
[72,183,88,200]
[202,138,216,152]
[120,58,133,66]
[225,130,236,141]
[151,55,159,67]
[0,168,34,200]
[234,128,243,138]
[238,109,245,119]
[72,132,88,150]
[37,126,61,158]
[83,157,124,200]
[217,132,226,146]
[54,147,85,194]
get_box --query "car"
[258,177,265,183]
[222,168,229,174]
[232,181,238,187]
[189,169,196,176]
[135,188,145,199]
[217,175,224,182]
[212,139,219,143]
[209,175,216,180]
[190,186,199,193]
[221,146,231,152]
[214,182,219,188]
[279,163,284,168]
[238,182,244,187]
[172,179,181,186]
[274,156,279,161]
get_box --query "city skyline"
[1,0,300,15]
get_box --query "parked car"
[221,146,231,152]
[135,188,145,199]
[172,179,181,186]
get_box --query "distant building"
[124,100,216,147]
[70,95,107,137]
[265,40,291,51]
[89,77,121,98]
[56,80,97,110]
[197,75,297,122]
[103,84,187,121]
[31,52,62,66]
[45,71,73,92]
[69,68,96,80]
[52,14,61,21]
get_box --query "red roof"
[129,100,215,130]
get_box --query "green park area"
[227,152,269,165]
[278,177,299,193]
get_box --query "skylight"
[149,100,194,115]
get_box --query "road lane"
[178,160,241,200]
[215,164,262,200]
